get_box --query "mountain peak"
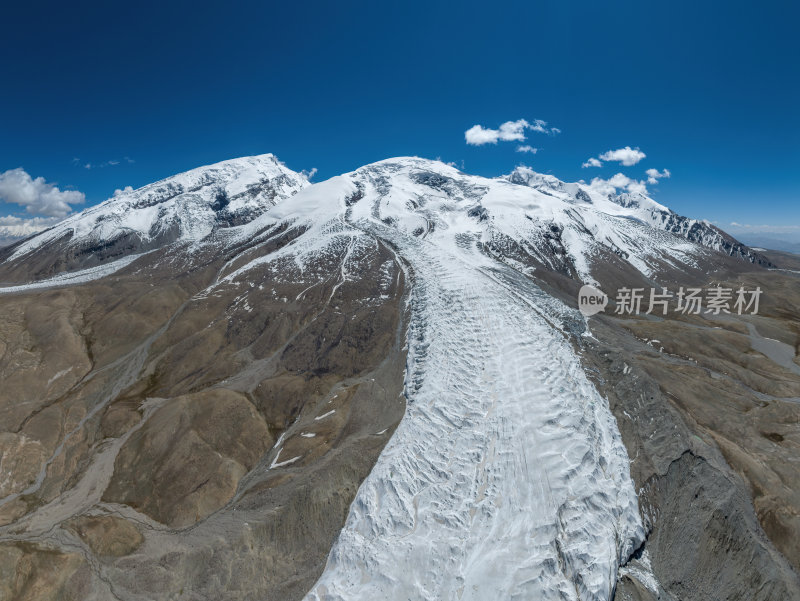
[4,154,309,270]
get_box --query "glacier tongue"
[303,162,645,600]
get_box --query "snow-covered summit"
[249,156,762,285]
[502,165,759,266]
[504,165,667,211]
[6,154,309,263]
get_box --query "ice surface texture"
[275,159,648,600]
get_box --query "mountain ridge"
[0,154,772,286]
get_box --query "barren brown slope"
[537,253,800,600]
[0,224,408,601]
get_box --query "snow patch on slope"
[0,252,149,294]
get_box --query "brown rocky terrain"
[574,258,800,600]
[0,226,408,600]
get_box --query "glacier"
[0,252,150,294]
[218,158,649,600]
[305,237,645,600]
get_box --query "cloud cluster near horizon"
[465,119,560,148]
[588,173,649,196]
[727,223,800,232]
[113,186,135,198]
[724,222,800,246]
[0,168,85,218]
[0,214,63,238]
[0,215,62,227]
[577,145,672,196]
[582,146,646,168]
[646,168,670,184]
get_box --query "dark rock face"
[645,452,797,600]
[651,209,773,267]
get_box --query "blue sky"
[1,0,798,241]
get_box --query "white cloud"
[0,215,63,240]
[607,173,634,189]
[589,172,649,196]
[646,168,671,184]
[465,121,525,145]
[0,168,85,218]
[113,186,134,198]
[436,157,465,169]
[625,179,649,195]
[598,146,646,166]
[464,125,498,146]
[586,177,616,196]
[99,158,128,168]
[516,145,538,154]
[529,119,558,135]
[465,118,559,146]
[582,146,646,169]
[301,167,318,180]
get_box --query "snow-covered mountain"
[0,155,768,286]
[505,165,763,266]
[0,154,309,279]
[0,154,795,601]
[2,155,756,596]
[227,157,769,290]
